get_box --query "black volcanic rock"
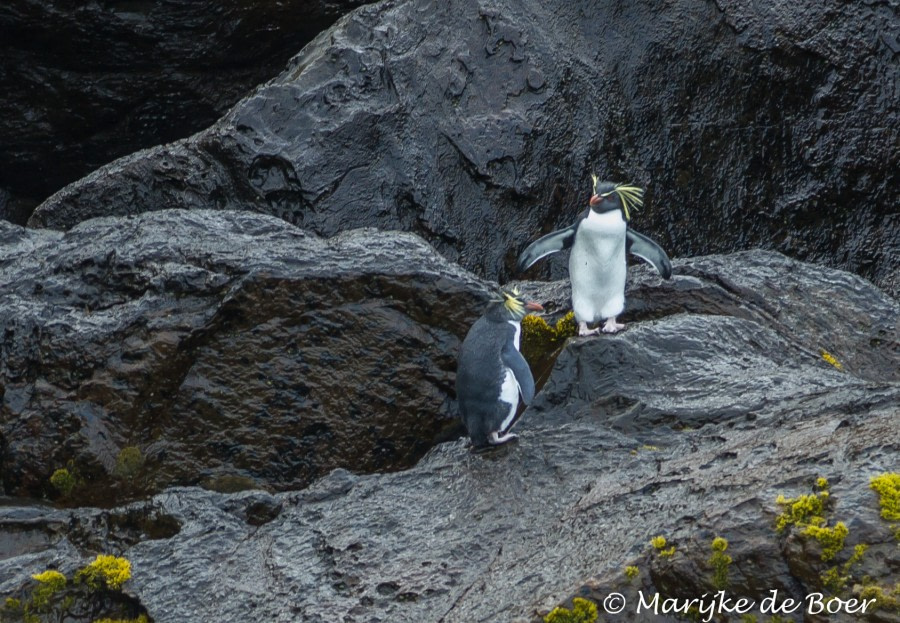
[0,0,370,220]
[28,0,900,297]
[0,249,897,622]
[0,210,490,503]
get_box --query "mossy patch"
[821,543,868,592]
[49,468,77,497]
[708,536,732,590]
[802,522,848,562]
[544,597,598,623]
[624,565,639,581]
[774,490,828,532]
[869,473,900,522]
[114,447,145,480]
[857,582,900,615]
[775,478,850,562]
[521,312,576,367]
[820,349,843,370]
[75,555,132,591]
[1,554,148,623]
[651,535,676,558]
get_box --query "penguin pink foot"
[602,317,625,333]
[578,321,600,337]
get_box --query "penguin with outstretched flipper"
[517,177,671,336]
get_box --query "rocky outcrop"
[0,210,490,503]
[28,0,900,297]
[0,0,370,220]
[1,250,896,621]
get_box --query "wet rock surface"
[1,250,896,622]
[0,210,490,503]
[28,0,900,297]
[0,0,370,219]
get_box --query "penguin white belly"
[498,368,519,431]
[497,320,522,433]
[569,210,627,323]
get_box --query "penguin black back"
[456,291,542,448]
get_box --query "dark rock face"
[0,0,370,221]
[0,210,489,502]
[1,251,896,621]
[28,0,900,297]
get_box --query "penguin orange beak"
[589,194,602,206]
[525,301,544,311]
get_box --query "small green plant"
[775,479,851,562]
[651,535,676,558]
[1,555,144,623]
[820,349,843,370]
[544,597,598,623]
[774,491,828,532]
[49,468,76,497]
[75,555,132,590]
[521,311,577,365]
[114,446,145,480]
[821,543,869,592]
[624,565,639,580]
[869,473,900,522]
[857,582,900,614]
[708,536,732,590]
[802,522,848,562]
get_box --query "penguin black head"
[484,288,543,323]
[588,175,644,221]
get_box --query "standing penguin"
[516,176,672,336]
[456,289,543,448]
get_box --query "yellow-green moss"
[49,468,76,496]
[624,565,639,580]
[75,555,132,591]
[821,543,869,592]
[521,311,577,365]
[4,555,142,623]
[869,473,900,522]
[114,446,145,479]
[740,615,757,623]
[544,597,598,623]
[857,582,900,614]
[29,570,67,610]
[708,537,732,590]
[816,477,829,491]
[31,571,65,587]
[651,535,676,558]
[774,490,829,532]
[802,522,848,562]
[820,349,843,370]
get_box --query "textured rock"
[1,251,897,622]
[0,210,490,503]
[0,0,370,220]
[28,0,900,297]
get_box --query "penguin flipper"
[501,342,535,405]
[515,225,577,273]
[626,230,673,279]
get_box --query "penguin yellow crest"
[502,287,525,316]
[613,183,644,221]
[590,174,644,221]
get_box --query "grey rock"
[28,0,900,297]
[0,249,896,622]
[0,0,370,219]
[0,210,491,502]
